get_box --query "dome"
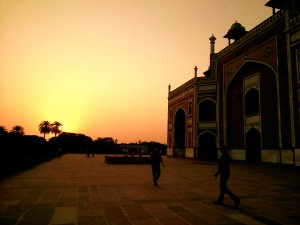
[228,21,246,32]
[224,21,248,41]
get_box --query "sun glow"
[0,0,271,143]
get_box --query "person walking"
[150,148,165,186]
[214,145,240,208]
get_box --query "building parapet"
[198,75,216,83]
[218,10,285,59]
[169,78,197,98]
[290,13,300,26]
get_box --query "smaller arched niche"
[199,99,216,122]
[198,131,217,161]
[246,128,261,162]
[174,108,186,148]
[245,88,260,116]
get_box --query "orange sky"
[0,0,272,143]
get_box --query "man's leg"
[152,166,157,186]
[226,188,240,207]
[214,175,227,205]
[156,166,161,181]
[218,176,227,203]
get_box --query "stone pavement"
[0,154,299,225]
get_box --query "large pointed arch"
[174,108,186,156]
[197,131,217,161]
[225,61,280,149]
[225,60,278,94]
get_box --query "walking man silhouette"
[150,148,165,186]
[214,145,240,208]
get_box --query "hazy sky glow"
[0,0,272,143]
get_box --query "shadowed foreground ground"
[0,154,299,225]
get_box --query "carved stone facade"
[167,1,300,166]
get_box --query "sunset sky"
[0,0,272,143]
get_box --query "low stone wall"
[105,155,150,164]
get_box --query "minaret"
[209,34,216,54]
[168,84,171,96]
[194,66,198,77]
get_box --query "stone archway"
[246,128,261,162]
[226,61,279,150]
[174,108,186,156]
[197,132,217,161]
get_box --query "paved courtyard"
[0,154,299,225]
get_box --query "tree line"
[0,121,167,158]
[0,122,166,178]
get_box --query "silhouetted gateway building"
[167,0,300,166]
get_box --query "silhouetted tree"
[140,141,167,155]
[39,121,52,139]
[94,137,117,153]
[22,135,49,156]
[7,126,25,159]
[0,126,8,136]
[0,124,58,178]
[10,125,25,136]
[51,121,63,137]
[0,126,9,157]
[51,132,93,153]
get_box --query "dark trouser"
[151,164,161,182]
[218,175,239,203]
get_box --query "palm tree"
[51,121,63,137]
[39,121,52,139]
[0,126,8,135]
[10,125,25,135]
